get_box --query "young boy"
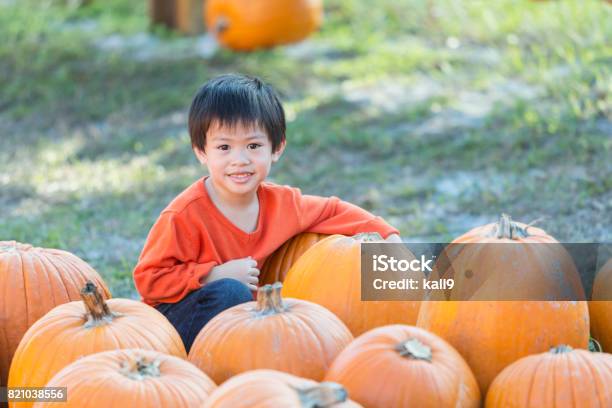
[133,74,401,352]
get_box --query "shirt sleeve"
[133,211,216,305]
[296,192,400,238]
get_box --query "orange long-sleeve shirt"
[133,177,399,306]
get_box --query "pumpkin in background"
[8,282,185,407]
[282,233,424,336]
[589,258,612,352]
[203,369,361,408]
[325,325,480,408]
[189,283,352,384]
[0,241,110,387]
[486,345,612,407]
[34,349,216,408]
[260,232,329,285]
[205,0,323,51]
[417,214,590,394]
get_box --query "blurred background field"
[0,0,610,298]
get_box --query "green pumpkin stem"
[550,345,573,354]
[396,338,433,362]
[494,214,530,240]
[352,232,383,242]
[256,282,285,315]
[120,357,161,380]
[81,281,116,327]
[297,382,348,408]
[589,337,603,353]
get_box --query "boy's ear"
[271,140,286,163]
[193,146,207,165]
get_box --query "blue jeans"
[155,278,253,353]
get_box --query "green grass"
[1,0,610,297]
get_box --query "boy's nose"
[231,149,251,164]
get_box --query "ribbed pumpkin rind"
[188,296,353,384]
[8,298,186,408]
[33,349,215,408]
[416,219,590,394]
[0,241,111,387]
[205,0,324,51]
[325,325,480,408]
[485,348,612,407]
[281,235,423,336]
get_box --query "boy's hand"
[204,256,259,291]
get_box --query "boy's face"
[194,120,284,199]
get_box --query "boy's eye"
[247,143,262,150]
[217,145,230,151]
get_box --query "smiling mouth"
[227,172,254,181]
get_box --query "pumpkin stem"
[214,16,229,34]
[297,382,348,408]
[256,282,285,315]
[352,232,383,242]
[493,214,530,240]
[550,345,573,354]
[396,338,433,362]
[589,337,603,353]
[120,357,161,380]
[0,242,18,252]
[81,281,117,327]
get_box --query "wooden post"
[149,0,177,29]
[149,0,205,35]
[176,0,205,35]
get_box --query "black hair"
[188,73,286,153]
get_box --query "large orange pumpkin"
[0,241,110,387]
[8,282,185,407]
[589,258,612,352]
[260,232,329,285]
[205,0,323,51]
[203,369,361,408]
[34,349,216,408]
[282,233,424,336]
[486,345,612,407]
[325,325,480,408]
[189,283,352,384]
[417,214,590,394]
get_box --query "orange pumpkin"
[417,214,590,394]
[260,232,329,285]
[282,233,424,336]
[486,345,612,407]
[205,0,323,51]
[0,241,110,387]
[203,369,361,408]
[589,258,612,352]
[325,325,480,408]
[34,349,216,408]
[8,282,185,407]
[189,283,352,384]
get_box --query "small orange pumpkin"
[417,214,590,394]
[0,241,110,387]
[282,233,424,335]
[325,325,480,408]
[8,282,185,407]
[589,258,612,352]
[486,345,612,407]
[203,369,361,408]
[189,283,352,384]
[34,349,216,408]
[260,232,329,285]
[205,0,324,51]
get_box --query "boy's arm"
[297,193,400,238]
[133,212,216,305]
